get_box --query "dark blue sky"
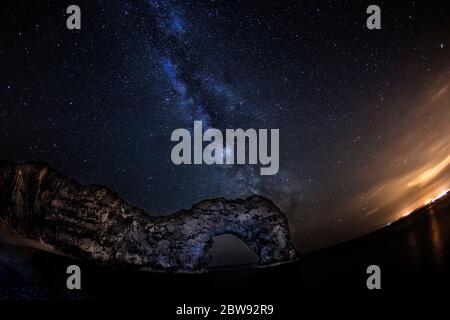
[1,0,449,250]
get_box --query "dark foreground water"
[1,193,449,305]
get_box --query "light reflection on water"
[429,209,444,271]
[405,204,448,272]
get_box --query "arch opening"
[207,234,259,269]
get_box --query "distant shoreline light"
[400,187,450,219]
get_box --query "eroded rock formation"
[0,160,297,272]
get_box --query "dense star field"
[0,0,449,250]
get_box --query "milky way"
[0,0,449,250]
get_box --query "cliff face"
[0,161,297,272]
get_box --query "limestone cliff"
[0,160,297,272]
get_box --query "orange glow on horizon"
[398,187,450,220]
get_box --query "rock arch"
[0,161,297,272]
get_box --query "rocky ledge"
[0,160,297,272]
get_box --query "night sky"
[1,0,449,251]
